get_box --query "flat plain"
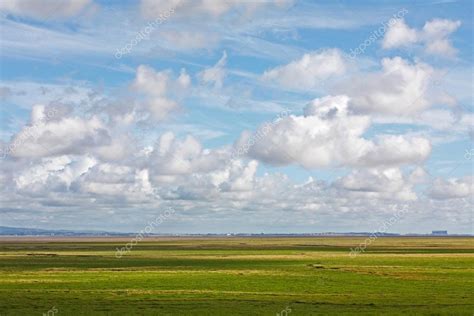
[0,237,472,315]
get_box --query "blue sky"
[0,0,472,234]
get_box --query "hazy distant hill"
[0,226,466,237]
[0,226,125,236]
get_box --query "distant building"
[432,230,448,235]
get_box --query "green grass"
[0,237,472,315]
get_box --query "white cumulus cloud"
[198,51,227,89]
[341,57,434,115]
[132,65,191,121]
[236,95,431,169]
[429,176,473,200]
[262,49,346,90]
[335,167,418,201]
[382,18,461,57]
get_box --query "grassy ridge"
[0,237,473,315]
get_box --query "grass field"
[0,237,473,315]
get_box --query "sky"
[0,0,472,234]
